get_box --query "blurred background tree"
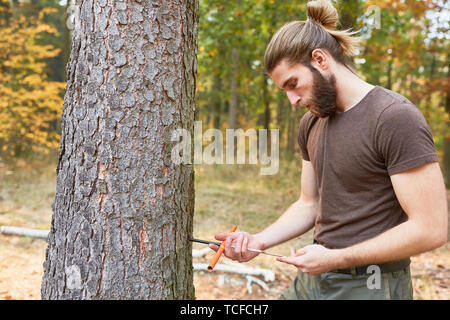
[0,0,66,160]
[0,0,448,183]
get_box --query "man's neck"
[334,66,375,113]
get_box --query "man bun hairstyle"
[307,0,339,29]
[264,0,361,74]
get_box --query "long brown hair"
[264,0,362,74]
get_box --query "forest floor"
[0,156,448,300]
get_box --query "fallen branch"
[0,226,49,239]
[192,247,212,257]
[244,275,270,293]
[193,263,275,282]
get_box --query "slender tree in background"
[41,0,198,299]
[444,60,450,186]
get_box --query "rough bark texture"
[41,0,198,300]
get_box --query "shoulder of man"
[297,111,320,161]
[372,86,428,129]
[299,110,319,133]
[298,111,317,144]
[375,86,413,105]
[372,87,437,176]
[370,86,420,117]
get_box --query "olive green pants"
[279,266,413,300]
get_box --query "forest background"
[0,0,449,300]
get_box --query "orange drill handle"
[207,225,237,271]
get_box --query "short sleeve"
[298,113,311,161]
[375,103,438,176]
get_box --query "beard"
[299,64,337,118]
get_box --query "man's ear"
[310,49,329,71]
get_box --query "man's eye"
[289,81,297,89]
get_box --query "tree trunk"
[424,54,436,120]
[63,0,73,82]
[41,0,198,300]
[276,93,285,145]
[228,47,239,129]
[287,107,296,154]
[262,72,270,130]
[212,72,222,129]
[443,60,450,187]
[386,58,392,90]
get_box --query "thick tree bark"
[41,0,198,300]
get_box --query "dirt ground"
[0,233,448,300]
[0,192,449,300]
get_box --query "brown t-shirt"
[298,85,439,249]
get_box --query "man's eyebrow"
[281,76,295,90]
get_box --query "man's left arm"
[277,162,448,275]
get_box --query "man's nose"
[286,91,300,106]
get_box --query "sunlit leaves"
[0,2,65,159]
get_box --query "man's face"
[270,59,337,118]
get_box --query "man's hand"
[276,244,340,275]
[208,232,265,262]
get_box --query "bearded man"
[210,0,448,300]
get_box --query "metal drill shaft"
[189,237,282,257]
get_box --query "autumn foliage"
[0,2,65,160]
[0,0,448,179]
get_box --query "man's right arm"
[211,160,319,261]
